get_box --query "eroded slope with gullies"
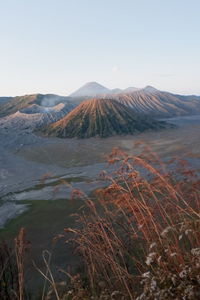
[41,98,169,138]
[112,87,200,117]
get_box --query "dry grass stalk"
[63,147,200,299]
[14,227,29,300]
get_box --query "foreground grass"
[0,148,200,299]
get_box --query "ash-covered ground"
[0,114,200,227]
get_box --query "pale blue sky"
[0,0,200,96]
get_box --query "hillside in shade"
[0,103,73,131]
[0,94,75,118]
[41,98,168,138]
[0,96,12,104]
[112,86,200,117]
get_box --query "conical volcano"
[41,98,168,138]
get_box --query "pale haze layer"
[0,0,200,96]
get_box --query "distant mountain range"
[40,98,168,138]
[1,82,200,120]
[69,81,139,97]
[0,82,200,139]
[111,86,200,117]
[70,82,200,117]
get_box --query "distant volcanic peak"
[84,81,105,87]
[41,98,167,138]
[70,81,144,98]
[69,82,110,97]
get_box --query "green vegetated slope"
[41,98,168,138]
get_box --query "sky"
[0,0,200,96]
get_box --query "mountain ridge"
[0,94,76,118]
[0,103,74,131]
[1,83,200,119]
[111,88,200,117]
[69,82,140,97]
[41,98,168,138]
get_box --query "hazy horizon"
[0,0,200,96]
[1,81,200,98]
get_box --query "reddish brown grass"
[1,147,199,299]
[64,147,200,299]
